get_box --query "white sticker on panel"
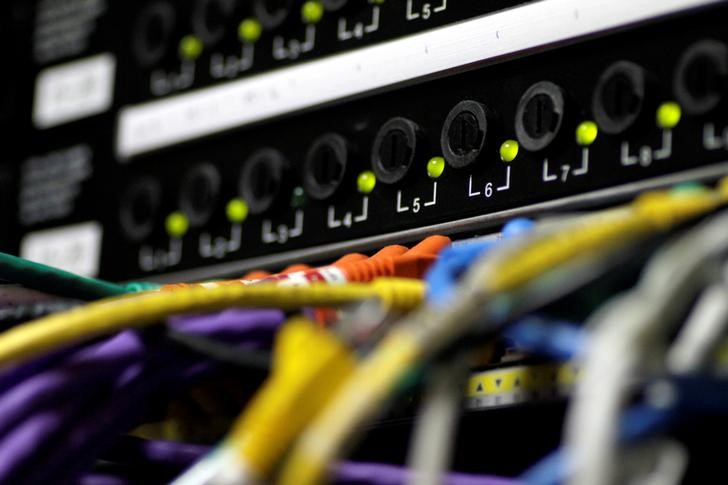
[33,53,116,129]
[21,222,103,277]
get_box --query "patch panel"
[5,3,728,483]
[91,5,728,281]
[11,0,728,283]
[120,0,529,103]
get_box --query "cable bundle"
[0,178,726,484]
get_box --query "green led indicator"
[165,212,189,238]
[427,157,446,179]
[301,1,324,23]
[238,18,262,43]
[179,35,203,60]
[226,198,249,223]
[656,101,682,129]
[499,140,519,162]
[575,121,598,146]
[291,186,307,208]
[357,171,377,194]
[371,0,385,4]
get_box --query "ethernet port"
[179,163,221,228]
[119,177,162,242]
[239,149,288,214]
[132,1,176,67]
[253,0,294,29]
[440,100,488,168]
[371,117,421,184]
[674,40,728,116]
[592,61,647,134]
[303,134,348,200]
[192,0,237,46]
[515,81,566,151]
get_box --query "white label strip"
[20,222,103,277]
[116,0,717,159]
[34,54,116,129]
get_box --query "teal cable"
[0,252,158,300]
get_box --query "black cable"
[163,329,271,372]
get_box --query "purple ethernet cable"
[0,308,284,438]
[7,310,285,484]
[29,356,246,485]
[23,361,178,484]
[0,331,146,438]
[79,474,130,485]
[169,308,285,348]
[0,402,82,482]
[101,437,521,485]
[334,461,521,485]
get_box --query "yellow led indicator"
[239,18,262,43]
[499,140,519,162]
[165,212,189,238]
[656,101,682,129]
[179,35,203,60]
[427,157,446,179]
[226,198,249,223]
[357,171,377,194]
[301,1,324,23]
[575,121,598,146]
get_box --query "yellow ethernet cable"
[277,179,728,485]
[227,317,354,480]
[480,187,727,294]
[0,278,424,369]
[278,327,427,485]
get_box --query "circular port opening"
[440,100,488,168]
[303,133,348,200]
[371,117,420,185]
[179,163,221,228]
[592,61,646,135]
[193,0,236,46]
[120,177,162,242]
[239,149,288,215]
[132,2,176,68]
[515,81,566,151]
[253,0,294,29]
[674,40,728,116]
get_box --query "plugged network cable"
[0,236,448,485]
[275,179,728,485]
[1,179,728,485]
[99,435,518,485]
[0,308,285,483]
[519,203,728,485]
[169,179,728,483]
[0,251,158,300]
[564,208,728,485]
[0,278,425,369]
